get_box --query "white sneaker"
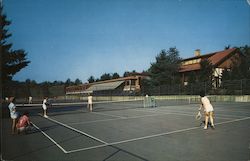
[203,126,208,130]
[44,115,48,118]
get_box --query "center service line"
[66,116,250,154]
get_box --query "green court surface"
[2,102,250,161]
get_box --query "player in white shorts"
[199,91,215,130]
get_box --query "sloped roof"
[207,48,236,66]
[83,80,124,93]
[179,48,237,73]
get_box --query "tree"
[112,72,120,79]
[74,78,82,85]
[100,73,112,81]
[88,76,95,83]
[1,6,30,85]
[148,47,182,86]
[65,78,74,86]
[123,71,130,77]
[188,71,197,84]
[221,46,250,80]
[199,59,213,82]
[237,46,250,79]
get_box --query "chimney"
[195,49,201,57]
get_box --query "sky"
[3,0,250,83]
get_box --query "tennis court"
[2,99,250,161]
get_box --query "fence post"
[204,82,206,94]
[241,79,243,95]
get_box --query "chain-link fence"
[3,79,249,104]
[141,79,250,96]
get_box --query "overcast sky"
[3,0,250,83]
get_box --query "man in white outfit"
[87,94,93,112]
[199,91,215,130]
[42,97,48,118]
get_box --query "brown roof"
[179,48,237,73]
[66,74,149,91]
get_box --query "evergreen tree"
[221,46,250,80]
[112,72,120,79]
[1,6,30,85]
[149,47,181,86]
[88,76,95,83]
[65,78,74,86]
[100,73,112,81]
[199,59,213,82]
[123,71,130,77]
[74,78,82,85]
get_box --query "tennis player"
[199,91,215,129]
[42,97,48,118]
[8,97,18,134]
[16,111,34,134]
[87,93,93,112]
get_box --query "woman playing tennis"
[199,91,215,130]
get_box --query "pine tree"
[1,6,30,86]
[149,47,181,86]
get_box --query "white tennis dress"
[201,96,214,112]
[42,99,47,110]
[88,96,93,104]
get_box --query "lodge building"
[66,74,149,95]
[66,48,241,95]
[179,48,241,87]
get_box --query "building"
[179,48,241,87]
[66,73,149,95]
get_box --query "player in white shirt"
[87,94,93,112]
[42,97,48,118]
[8,97,18,134]
[199,91,215,130]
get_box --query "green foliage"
[112,72,120,79]
[188,71,197,84]
[74,78,82,85]
[100,73,112,81]
[88,76,95,83]
[148,47,181,86]
[123,71,130,77]
[222,46,250,80]
[1,6,30,85]
[199,59,213,82]
[123,70,137,77]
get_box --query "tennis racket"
[195,111,202,120]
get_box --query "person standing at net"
[8,97,18,134]
[87,93,93,112]
[199,91,215,130]
[28,96,32,104]
[42,97,48,118]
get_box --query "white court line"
[32,122,68,154]
[39,114,108,145]
[133,108,234,120]
[67,116,250,154]
[69,113,163,125]
[68,110,233,126]
[215,116,250,125]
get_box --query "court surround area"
[2,100,250,161]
